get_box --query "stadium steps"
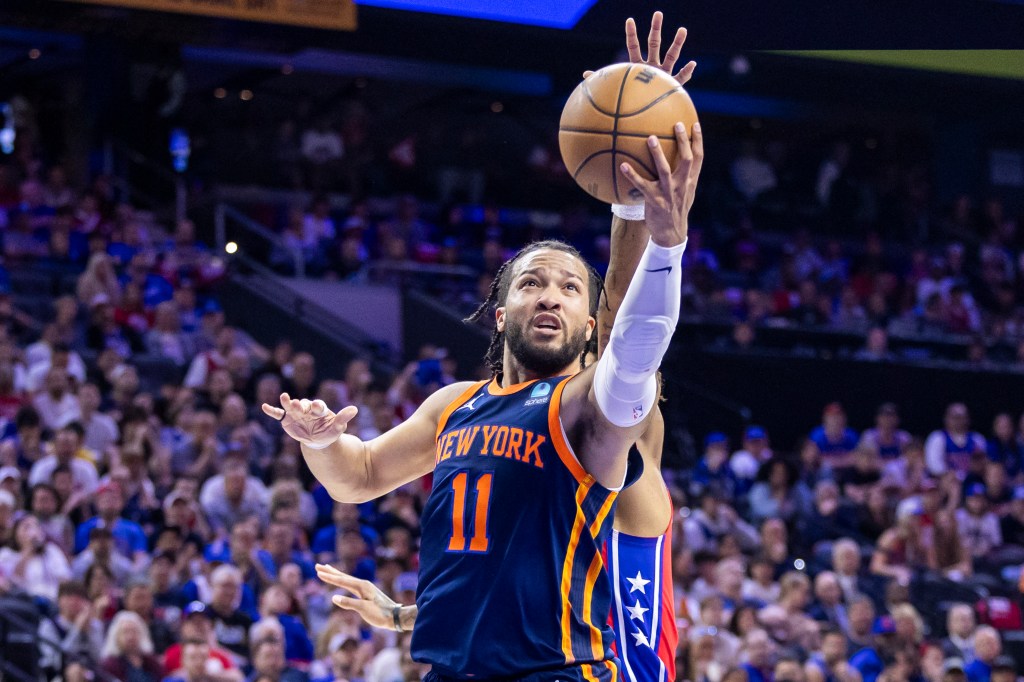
[219,262,396,379]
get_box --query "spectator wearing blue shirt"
[965,627,1003,682]
[259,583,314,664]
[257,521,315,581]
[328,528,376,583]
[692,432,740,501]
[850,616,898,682]
[74,482,148,569]
[311,502,379,564]
[740,628,776,682]
[810,402,860,469]
[987,413,1024,479]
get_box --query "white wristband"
[303,438,336,451]
[611,203,645,221]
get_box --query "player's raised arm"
[262,381,477,503]
[561,119,702,489]
[598,11,695,354]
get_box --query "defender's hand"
[262,392,358,450]
[583,11,696,86]
[619,122,704,248]
[316,563,401,631]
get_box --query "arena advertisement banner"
[56,0,356,31]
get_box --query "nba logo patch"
[524,382,551,406]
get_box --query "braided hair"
[465,240,605,379]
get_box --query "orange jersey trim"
[582,663,599,682]
[548,376,589,484]
[585,489,617,659]
[582,552,604,660]
[486,377,539,396]
[560,479,594,662]
[434,380,488,443]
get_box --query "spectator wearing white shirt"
[199,457,269,533]
[32,366,81,430]
[24,335,86,392]
[0,514,71,601]
[731,426,773,486]
[28,423,99,495]
[926,403,987,479]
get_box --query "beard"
[504,317,588,377]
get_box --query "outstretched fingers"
[676,60,697,87]
[647,11,664,65]
[661,27,687,73]
[625,17,642,63]
[316,564,368,595]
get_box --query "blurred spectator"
[941,603,977,661]
[748,457,808,526]
[28,423,98,494]
[248,636,310,682]
[859,403,911,461]
[38,580,105,678]
[955,484,1002,561]
[854,328,894,362]
[683,489,760,555]
[206,564,253,659]
[100,610,164,682]
[870,497,934,582]
[0,513,72,600]
[964,627,1001,682]
[810,403,860,469]
[77,254,122,307]
[731,426,773,492]
[926,403,987,479]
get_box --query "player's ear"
[584,316,595,340]
[495,307,506,332]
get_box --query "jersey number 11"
[447,471,493,553]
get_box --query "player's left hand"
[316,563,402,631]
[619,122,703,248]
[583,11,696,86]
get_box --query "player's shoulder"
[421,380,486,415]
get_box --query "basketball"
[559,62,699,205]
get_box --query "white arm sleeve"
[593,238,686,427]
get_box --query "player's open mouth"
[532,313,562,331]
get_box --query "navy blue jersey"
[413,376,638,681]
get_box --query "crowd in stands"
[3,77,1024,682]
[243,151,1019,366]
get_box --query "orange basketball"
[559,62,699,205]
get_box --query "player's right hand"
[262,392,358,450]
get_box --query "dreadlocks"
[464,240,606,379]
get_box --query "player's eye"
[565,283,579,292]
[523,279,538,287]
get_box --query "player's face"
[497,249,594,377]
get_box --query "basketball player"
[316,13,693,682]
[265,20,702,682]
